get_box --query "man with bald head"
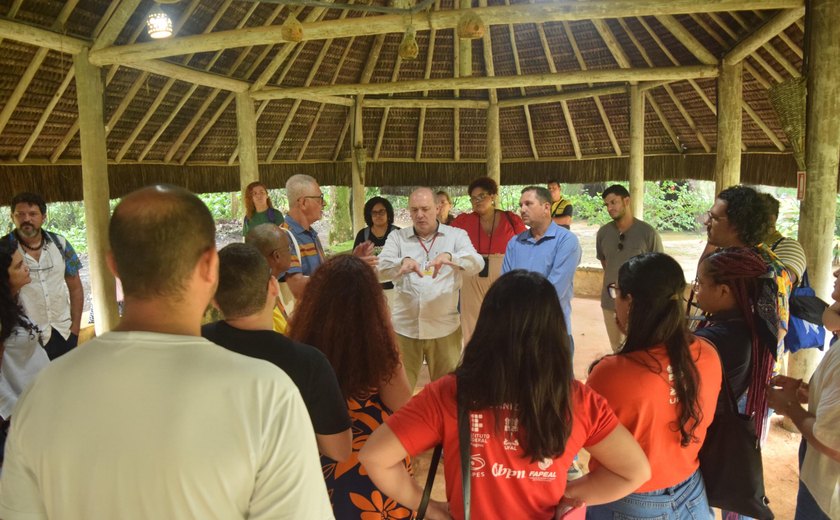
[0,186,333,519]
[378,187,484,388]
[246,223,293,333]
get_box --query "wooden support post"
[351,101,366,234]
[628,84,645,219]
[459,0,472,77]
[73,49,118,335]
[714,61,743,194]
[486,103,501,185]
[235,92,259,217]
[791,0,840,386]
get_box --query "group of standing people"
[0,178,836,520]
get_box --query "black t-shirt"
[202,321,351,435]
[695,311,752,400]
[354,225,399,290]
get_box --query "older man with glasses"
[596,184,663,353]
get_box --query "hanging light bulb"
[146,3,173,39]
[399,26,419,60]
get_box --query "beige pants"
[460,254,505,344]
[602,308,625,353]
[397,328,463,389]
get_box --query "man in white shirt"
[0,185,333,520]
[379,187,483,388]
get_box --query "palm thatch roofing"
[0,0,811,201]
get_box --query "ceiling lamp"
[399,26,419,60]
[146,3,173,39]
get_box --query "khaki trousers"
[460,254,505,344]
[602,308,625,353]
[397,328,463,389]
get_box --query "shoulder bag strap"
[416,445,442,519]
[457,384,471,520]
[364,227,370,242]
[770,237,784,251]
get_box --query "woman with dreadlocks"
[692,247,779,520]
[586,253,722,520]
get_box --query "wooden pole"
[235,92,259,218]
[791,0,840,385]
[486,103,501,185]
[459,0,472,77]
[351,101,366,234]
[628,84,645,219]
[73,48,118,334]
[714,61,743,194]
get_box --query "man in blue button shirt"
[501,186,581,340]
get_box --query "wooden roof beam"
[687,13,772,89]
[536,20,580,159]
[373,54,405,161]
[87,0,802,66]
[724,8,804,68]
[727,11,799,77]
[297,35,358,162]
[498,84,627,108]
[19,70,75,162]
[617,18,711,152]
[562,21,620,156]
[591,19,683,152]
[91,0,143,52]
[416,5,439,163]
[252,6,319,91]
[707,12,783,82]
[753,10,803,59]
[655,15,717,65]
[0,19,87,54]
[253,65,718,99]
[508,20,537,159]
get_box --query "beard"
[17,224,40,239]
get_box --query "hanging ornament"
[457,11,485,39]
[399,26,419,60]
[281,15,304,42]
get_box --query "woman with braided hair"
[693,247,779,440]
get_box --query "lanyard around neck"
[415,227,439,261]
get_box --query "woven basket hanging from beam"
[768,76,807,171]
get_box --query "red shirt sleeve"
[385,376,453,456]
[574,381,620,448]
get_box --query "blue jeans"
[794,439,830,520]
[587,470,713,520]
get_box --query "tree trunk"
[330,186,353,245]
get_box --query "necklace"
[17,232,44,251]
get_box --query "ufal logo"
[538,458,553,471]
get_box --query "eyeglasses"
[13,211,42,220]
[617,233,625,251]
[706,211,727,223]
[607,282,618,299]
[371,209,388,216]
[470,193,490,204]
[27,250,54,273]
[301,194,326,206]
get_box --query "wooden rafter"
[297,36,358,162]
[478,0,497,105]
[91,0,142,52]
[687,13,786,150]
[708,12,783,82]
[507,22,537,159]
[416,5,439,163]
[373,54,405,161]
[332,112,352,162]
[254,65,717,99]
[115,0,251,162]
[537,21,581,159]
[454,27,461,161]
[266,40,337,162]
[590,19,683,152]
[179,96,235,164]
[617,18,711,152]
[636,17,716,115]
[51,1,201,163]
[0,0,80,137]
[87,0,802,66]
[252,6,318,91]
[19,70,75,162]
[753,10,803,59]
[562,21,620,156]
[724,9,804,74]
[0,19,87,54]
[655,15,716,64]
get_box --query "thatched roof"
[0,0,809,200]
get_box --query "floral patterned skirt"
[321,393,413,519]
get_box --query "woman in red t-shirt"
[586,253,722,520]
[360,270,650,520]
[451,177,525,343]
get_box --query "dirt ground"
[413,296,800,519]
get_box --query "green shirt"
[242,208,284,236]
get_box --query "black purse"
[698,372,774,519]
[416,386,472,520]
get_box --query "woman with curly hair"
[0,242,48,462]
[587,253,722,520]
[242,181,283,236]
[360,270,650,520]
[288,254,413,519]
